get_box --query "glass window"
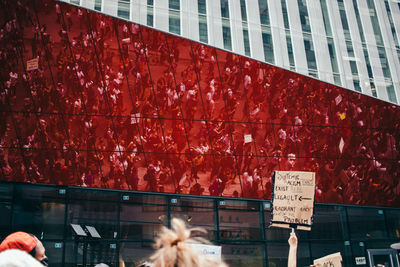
[267,242,311,267]
[68,200,118,240]
[222,19,232,50]
[65,241,119,267]
[0,203,12,238]
[43,241,64,267]
[240,0,247,22]
[261,26,274,64]
[199,14,208,43]
[169,10,181,34]
[222,244,264,267]
[258,0,270,25]
[304,33,317,75]
[120,242,154,266]
[347,208,387,239]
[118,0,130,19]
[310,206,344,240]
[198,0,206,14]
[243,26,251,56]
[169,0,180,10]
[281,0,290,29]
[297,0,311,33]
[95,0,102,11]
[147,6,154,27]
[221,0,230,18]
[219,210,261,241]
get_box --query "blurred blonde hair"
[150,218,228,267]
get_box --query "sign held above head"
[270,171,316,231]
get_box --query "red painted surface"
[0,0,399,206]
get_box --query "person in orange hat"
[0,232,48,266]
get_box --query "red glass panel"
[191,44,222,121]
[184,120,213,155]
[369,128,394,160]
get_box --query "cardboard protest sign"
[26,57,39,71]
[271,171,316,231]
[313,252,342,267]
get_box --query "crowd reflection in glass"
[0,0,399,206]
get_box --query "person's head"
[0,232,48,266]
[150,218,227,267]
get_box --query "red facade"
[0,0,399,206]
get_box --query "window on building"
[240,0,247,22]
[243,25,251,56]
[261,25,274,64]
[198,0,207,43]
[223,19,232,50]
[221,0,229,19]
[118,0,130,19]
[199,15,208,43]
[169,0,180,34]
[147,0,154,27]
[94,0,102,11]
[258,0,270,25]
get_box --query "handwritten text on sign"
[314,252,342,267]
[271,171,315,230]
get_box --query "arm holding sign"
[288,230,297,267]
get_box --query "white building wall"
[228,0,245,54]
[343,0,372,95]
[306,0,333,83]
[268,0,290,68]
[355,0,388,101]
[246,0,264,61]
[181,0,199,41]
[286,0,308,75]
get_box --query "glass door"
[367,249,399,267]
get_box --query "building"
[0,0,399,266]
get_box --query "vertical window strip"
[320,0,340,85]
[118,0,130,19]
[297,0,311,33]
[281,0,294,69]
[261,25,274,64]
[94,0,102,11]
[366,0,396,103]
[281,0,290,29]
[297,0,317,77]
[147,0,154,27]
[243,24,251,56]
[337,0,360,91]
[221,0,232,50]
[198,0,206,14]
[221,0,230,18]
[352,0,376,96]
[169,9,181,34]
[258,0,270,26]
[240,0,250,56]
[198,0,207,42]
[199,14,208,43]
[383,0,399,49]
[240,0,247,22]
